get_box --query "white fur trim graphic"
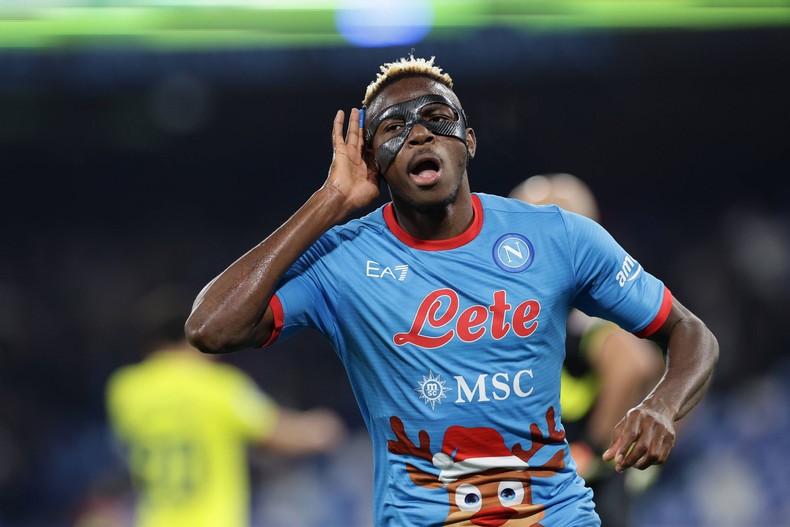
[434,455,529,484]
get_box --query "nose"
[407,123,435,146]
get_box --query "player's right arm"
[186,108,379,353]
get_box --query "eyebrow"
[422,103,457,115]
[381,103,449,120]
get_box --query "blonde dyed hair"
[362,54,454,108]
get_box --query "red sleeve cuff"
[634,286,673,338]
[261,294,284,347]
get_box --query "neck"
[389,183,474,241]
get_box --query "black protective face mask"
[366,94,468,174]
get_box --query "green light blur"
[0,1,788,50]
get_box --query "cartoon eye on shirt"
[388,407,566,526]
[498,480,526,507]
[456,483,482,512]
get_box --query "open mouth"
[409,156,442,186]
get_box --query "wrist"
[640,392,679,421]
[312,186,358,224]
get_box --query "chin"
[390,182,462,213]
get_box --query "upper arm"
[563,211,667,334]
[645,297,693,349]
[259,237,343,348]
[255,300,278,347]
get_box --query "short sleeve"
[562,210,671,336]
[263,232,342,346]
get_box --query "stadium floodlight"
[335,0,434,48]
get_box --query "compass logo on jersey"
[493,233,535,273]
[415,371,452,410]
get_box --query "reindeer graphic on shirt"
[388,406,566,526]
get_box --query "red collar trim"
[383,194,484,251]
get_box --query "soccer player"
[185,55,718,526]
[106,305,346,527]
[511,173,665,527]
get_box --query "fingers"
[602,440,619,463]
[603,424,638,472]
[612,428,644,472]
[332,109,345,152]
[333,108,365,154]
[602,413,628,462]
[345,108,363,154]
[622,437,671,471]
[633,431,674,469]
[603,409,675,472]
[617,423,640,466]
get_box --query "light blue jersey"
[266,193,670,526]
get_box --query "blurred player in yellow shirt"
[105,294,346,527]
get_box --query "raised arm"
[186,108,379,354]
[602,297,718,472]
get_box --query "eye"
[381,120,404,133]
[455,483,483,512]
[498,480,524,506]
[422,104,456,122]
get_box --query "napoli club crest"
[493,234,534,273]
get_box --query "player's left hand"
[602,402,676,472]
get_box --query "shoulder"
[332,203,389,237]
[298,204,390,262]
[307,204,389,250]
[474,193,574,235]
[475,193,612,253]
[475,192,565,217]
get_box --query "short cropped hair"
[362,54,454,108]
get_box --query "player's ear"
[363,145,381,176]
[466,127,477,160]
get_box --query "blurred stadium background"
[1,1,789,525]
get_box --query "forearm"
[642,314,719,421]
[602,300,718,471]
[186,186,352,353]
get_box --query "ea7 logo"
[366,260,409,281]
[616,255,642,287]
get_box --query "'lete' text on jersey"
[265,193,671,526]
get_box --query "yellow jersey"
[105,349,279,527]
